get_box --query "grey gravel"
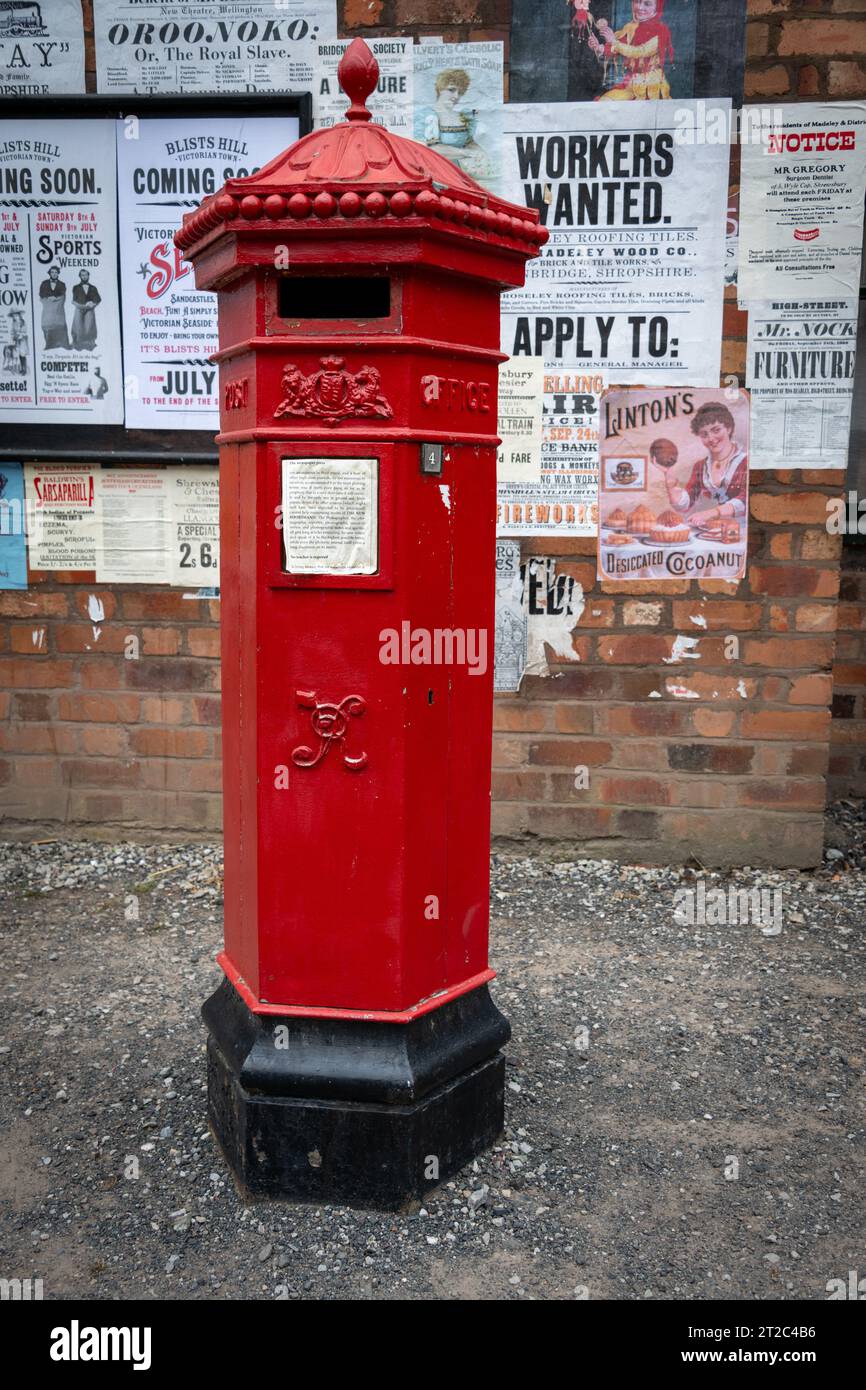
[0,807,863,1301]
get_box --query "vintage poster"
[496,358,544,482]
[598,386,749,584]
[97,468,171,584]
[117,117,292,430]
[725,186,739,288]
[498,367,603,537]
[281,457,378,575]
[501,100,730,384]
[93,0,336,94]
[0,120,123,425]
[0,460,26,589]
[413,42,503,195]
[746,299,857,470]
[509,0,747,105]
[24,463,99,571]
[314,38,412,135]
[167,465,220,586]
[0,0,85,95]
[494,539,527,692]
[738,101,866,303]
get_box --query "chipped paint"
[664,634,701,663]
[438,483,451,511]
[87,594,105,623]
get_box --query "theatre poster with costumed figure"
[598,386,749,585]
[508,0,746,105]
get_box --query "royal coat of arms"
[274,355,393,426]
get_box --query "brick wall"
[0,0,864,863]
[829,542,866,799]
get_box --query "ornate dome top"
[175,39,547,257]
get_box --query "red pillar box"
[175,40,546,1208]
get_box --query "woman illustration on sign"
[71,269,101,351]
[655,402,748,523]
[39,266,70,350]
[414,68,492,182]
[588,0,674,101]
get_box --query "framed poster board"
[0,92,311,464]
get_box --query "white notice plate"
[281,457,378,575]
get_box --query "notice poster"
[413,42,503,195]
[598,386,749,584]
[97,469,171,584]
[496,359,544,482]
[94,0,336,94]
[281,457,378,575]
[509,0,747,105]
[494,539,527,692]
[738,101,866,303]
[167,465,220,586]
[24,463,99,571]
[117,117,292,430]
[498,367,603,537]
[0,461,26,589]
[314,39,412,134]
[0,0,85,96]
[501,100,730,384]
[0,120,122,424]
[747,299,857,470]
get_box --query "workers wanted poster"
[24,463,99,571]
[314,39,412,135]
[738,102,866,303]
[746,298,857,470]
[598,387,749,585]
[97,469,171,584]
[413,42,503,196]
[117,117,291,430]
[498,367,603,537]
[94,0,336,94]
[167,465,220,586]
[0,120,122,424]
[501,101,730,384]
[0,0,85,96]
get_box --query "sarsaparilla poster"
[501,100,730,384]
[0,0,85,96]
[509,0,746,105]
[597,386,749,584]
[413,41,503,196]
[116,117,292,430]
[497,367,603,537]
[746,298,857,470]
[93,0,336,94]
[0,121,122,425]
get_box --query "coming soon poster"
[509,0,746,105]
[116,117,292,430]
[0,120,122,424]
[598,386,749,584]
[501,99,730,384]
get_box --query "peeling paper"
[667,682,700,699]
[689,613,708,629]
[737,679,749,699]
[664,634,701,664]
[524,557,585,676]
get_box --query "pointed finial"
[339,38,379,122]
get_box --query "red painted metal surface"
[177,39,545,1019]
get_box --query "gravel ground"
[0,808,863,1302]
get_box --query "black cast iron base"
[202,977,511,1210]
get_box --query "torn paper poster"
[494,539,527,692]
[524,556,584,675]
